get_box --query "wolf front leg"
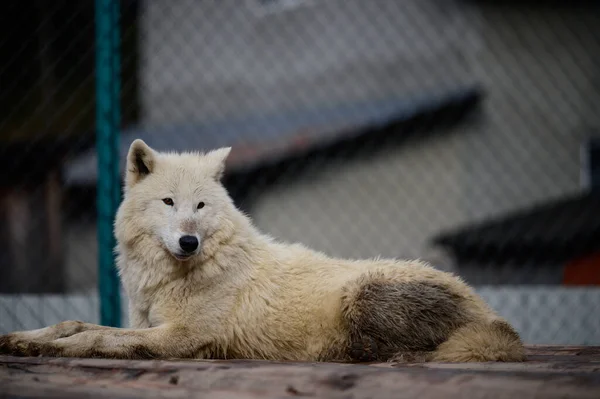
[1,324,197,359]
[0,320,119,346]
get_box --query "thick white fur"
[0,139,525,363]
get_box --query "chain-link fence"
[1,0,600,345]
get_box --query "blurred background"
[1,0,600,345]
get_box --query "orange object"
[563,251,600,286]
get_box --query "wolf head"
[116,139,235,262]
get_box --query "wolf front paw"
[0,320,91,354]
[0,334,14,355]
[0,334,64,357]
[0,334,29,356]
[0,333,67,357]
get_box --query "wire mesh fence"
[1,0,600,345]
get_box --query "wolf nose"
[179,235,199,253]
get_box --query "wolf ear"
[126,139,156,188]
[204,147,231,181]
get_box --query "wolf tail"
[431,318,526,362]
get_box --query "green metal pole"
[96,0,121,327]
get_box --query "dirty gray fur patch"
[345,280,472,360]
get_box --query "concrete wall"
[60,3,600,288]
[138,0,475,125]
[247,4,600,277]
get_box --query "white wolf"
[0,139,525,363]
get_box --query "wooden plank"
[524,345,600,356]
[1,346,600,399]
[2,361,600,399]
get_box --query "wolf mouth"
[173,253,193,261]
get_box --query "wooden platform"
[1,346,599,398]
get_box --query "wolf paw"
[348,336,379,362]
[0,334,63,357]
[0,334,38,356]
[0,334,14,355]
[389,351,432,364]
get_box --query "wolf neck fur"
[118,208,269,295]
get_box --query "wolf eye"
[162,198,174,206]
[197,201,205,209]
